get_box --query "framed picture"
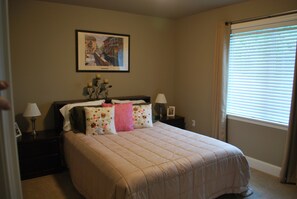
[167,106,175,117]
[76,30,130,72]
[15,122,22,138]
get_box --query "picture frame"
[15,122,22,138]
[167,106,175,117]
[76,30,130,72]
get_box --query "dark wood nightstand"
[156,115,185,129]
[17,130,62,180]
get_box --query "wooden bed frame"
[53,95,151,133]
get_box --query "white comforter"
[64,121,250,199]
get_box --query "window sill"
[227,115,288,131]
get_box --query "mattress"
[63,121,250,199]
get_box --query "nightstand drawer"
[163,120,185,129]
[17,130,62,180]
[18,139,59,158]
[159,115,185,129]
[19,154,61,180]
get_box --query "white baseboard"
[245,156,281,177]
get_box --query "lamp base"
[32,130,37,137]
[31,117,37,138]
[159,106,167,120]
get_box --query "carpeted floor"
[21,168,297,199]
[218,169,297,199]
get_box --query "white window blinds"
[227,13,297,126]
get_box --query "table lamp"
[155,93,167,119]
[23,103,41,136]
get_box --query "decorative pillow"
[69,105,101,133]
[69,106,87,133]
[102,103,134,132]
[84,106,116,135]
[111,99,146,104]
[60,100,105,131]
[132,104,153,128]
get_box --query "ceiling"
[38,0,247,19]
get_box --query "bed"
[53,95,250,199]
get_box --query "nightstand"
[17,130,62,180]
[157,115,185,129]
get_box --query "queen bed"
[53,95,250,199]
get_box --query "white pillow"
[84,106,116,135]
[132,104,153,128]
[111,99,146,104]
[59,100,105,131]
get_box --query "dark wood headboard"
[53,95,151,133]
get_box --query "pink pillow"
[102,103,134,132]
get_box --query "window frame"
[226,13,297,128]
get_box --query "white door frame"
[0,0,23,198]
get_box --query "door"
[0,0,23,198]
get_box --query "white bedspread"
[64,121,250,199]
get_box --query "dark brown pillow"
[69,106,87,133]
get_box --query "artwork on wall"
[76,30,130,72]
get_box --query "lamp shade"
[155,93,167,104]
[23,103,41,117]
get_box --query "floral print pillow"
[84,106,116,135]
[132,104,153,129]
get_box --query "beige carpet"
[21,172,83,199]
[218,169,297,199]
[22,169,297,199]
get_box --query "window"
[226,14,297,127]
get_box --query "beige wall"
[9,0,297,166]
[228,119,286,166]
[9,0,176,131]
[175,0,297,166]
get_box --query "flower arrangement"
[86,74,112,100]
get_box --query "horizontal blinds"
[227,24,297,126]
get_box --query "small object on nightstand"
[167,106,175,117]
[156,115,185,129]
[15,122,22,141]
[17,129,62,180]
